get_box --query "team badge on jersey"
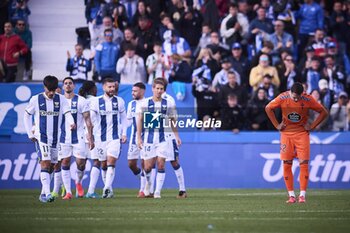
[287,112,301,122]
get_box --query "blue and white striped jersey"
[60,94,89,144]
[126,98,144,145]
[25,93,70,148]
[162,92,176,140]
[137,97,176,144]
[90,95,126,142]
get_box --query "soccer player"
[137,78,182,198]
[126,82,147,197]
[59,77,94,200]
[24,75,75,203]
[162,81,187,198]
[90,78,127,198]
[265,82,328,203]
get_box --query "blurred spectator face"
[229,6,238,16]
[16,20,26,32]
[125,49,135,58]
[339,95,348,106]
[274,20,284,33]
[221,61,231,70]
[161,16,171,27]
[314,29,324,42]
[103,17,113,28]
[138,18,148,30]
[4,22,12,35]
[238,1,248,14]
[202,25,211,35]
[327,46,338,55]
[75,45,83,57]
[283,55,293,65]
[232,47,242,58]
[325,57,334,68]
[227,95,238,107]
[259,55,269,67]
[171,54,181,65]
[124,29,134,41]
[311,59,320,70]
[227,73,237,85]
[262,77,272,88]
[311,89,320,101]
[137,1,146,14]
[257,88,267,100]
[334,2,342,13]
[104,31,113,42]
[306,50,315,58]
[257,8,266,20]
[261,0,270,8]
[171,34,178,44]
[210,32,220,44]
[153,44,162,54]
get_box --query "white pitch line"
[227,191,346,196]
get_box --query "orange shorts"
[280,131,310,161]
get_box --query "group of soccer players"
[24,75,187,202]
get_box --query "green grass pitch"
[0,189,349,233]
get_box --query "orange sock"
[283,163,294,191]
[299,163,309,191]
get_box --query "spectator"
[248,7,274,52]
[228,42,250,89]
[66,44,92,82]
[131,0,151,27]
[216,0,229,18]
[220,93,244,133]
[330,1,347,52]
[119,27,143,56]
[166,0,185,31]
[179,8,203,51]
[193,48,220,85]
[0,1,10,35]
[322,55,346,98]
[308,89,326,131]
[319,79,335,110]
[134,15,157,61]
[122,0,138,23]
[89,16,124,50]
[330,92,349,131]
[146,41,170,84]
[259,74,279,101]
[278,54,301,92]
[162,29,192,59]
[238,0,256,23]
[326,41,350,81]
[85,0,104,25]
[212,57,241,91]
[302,56,322,94]
[249,54,280,91]
[194,23,212,57]
[201,0,220,32]
[295,0,324,58]
[158,13,176,42]
[168,53,192,83]
[192,75,220,122]
[245,87,272,131]
[0,22,28,82]
[298,45,315,74]
[220,3,249,47]
[107,1,129,30]
[14,19,32,81]
[268,20,293,63]
[116,43,146,84]
[250,40,274,68]
[309,28,327,58]
[10,0,31,25]
[206,31,230,63]
[94,28,120,82]
[218,71,248,108]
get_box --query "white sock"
[150,168,156,194]
[105,166,115,190]
[76,168,84,184]
[288,191,296,197]
[41,186,45,195]
[101,168,107,185]
[140,171,146,192]
[155,171,165,195]
[61,167,72,194]
[88,166,100,194]
[174,166,186,191]
[53,170,62,193]
[40,171,51,196]
[300,190,306,197]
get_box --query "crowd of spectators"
[1,0,350,131]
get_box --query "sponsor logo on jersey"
[287,112,301,122]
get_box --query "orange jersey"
[266,91,325,134]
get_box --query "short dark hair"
[123,42,136,51]
[229,3,238,8]
[43,75,59,91]
[63,76,74,84]
[103,77,115,84]
[133,82,146,90]
[291,82,304,95]
[79,81,96,97]
[104,28,113,35]
[263,74,272,79]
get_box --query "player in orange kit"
[265,82,328,203]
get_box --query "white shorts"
[128,144,141,160]
[96,140,121,161]
[86,144,99,160]
[166,139,179,162]
[141,141,168,160]
[58,141,86,160]
[36,142,58,164]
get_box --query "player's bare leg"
[298,159,309,203]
